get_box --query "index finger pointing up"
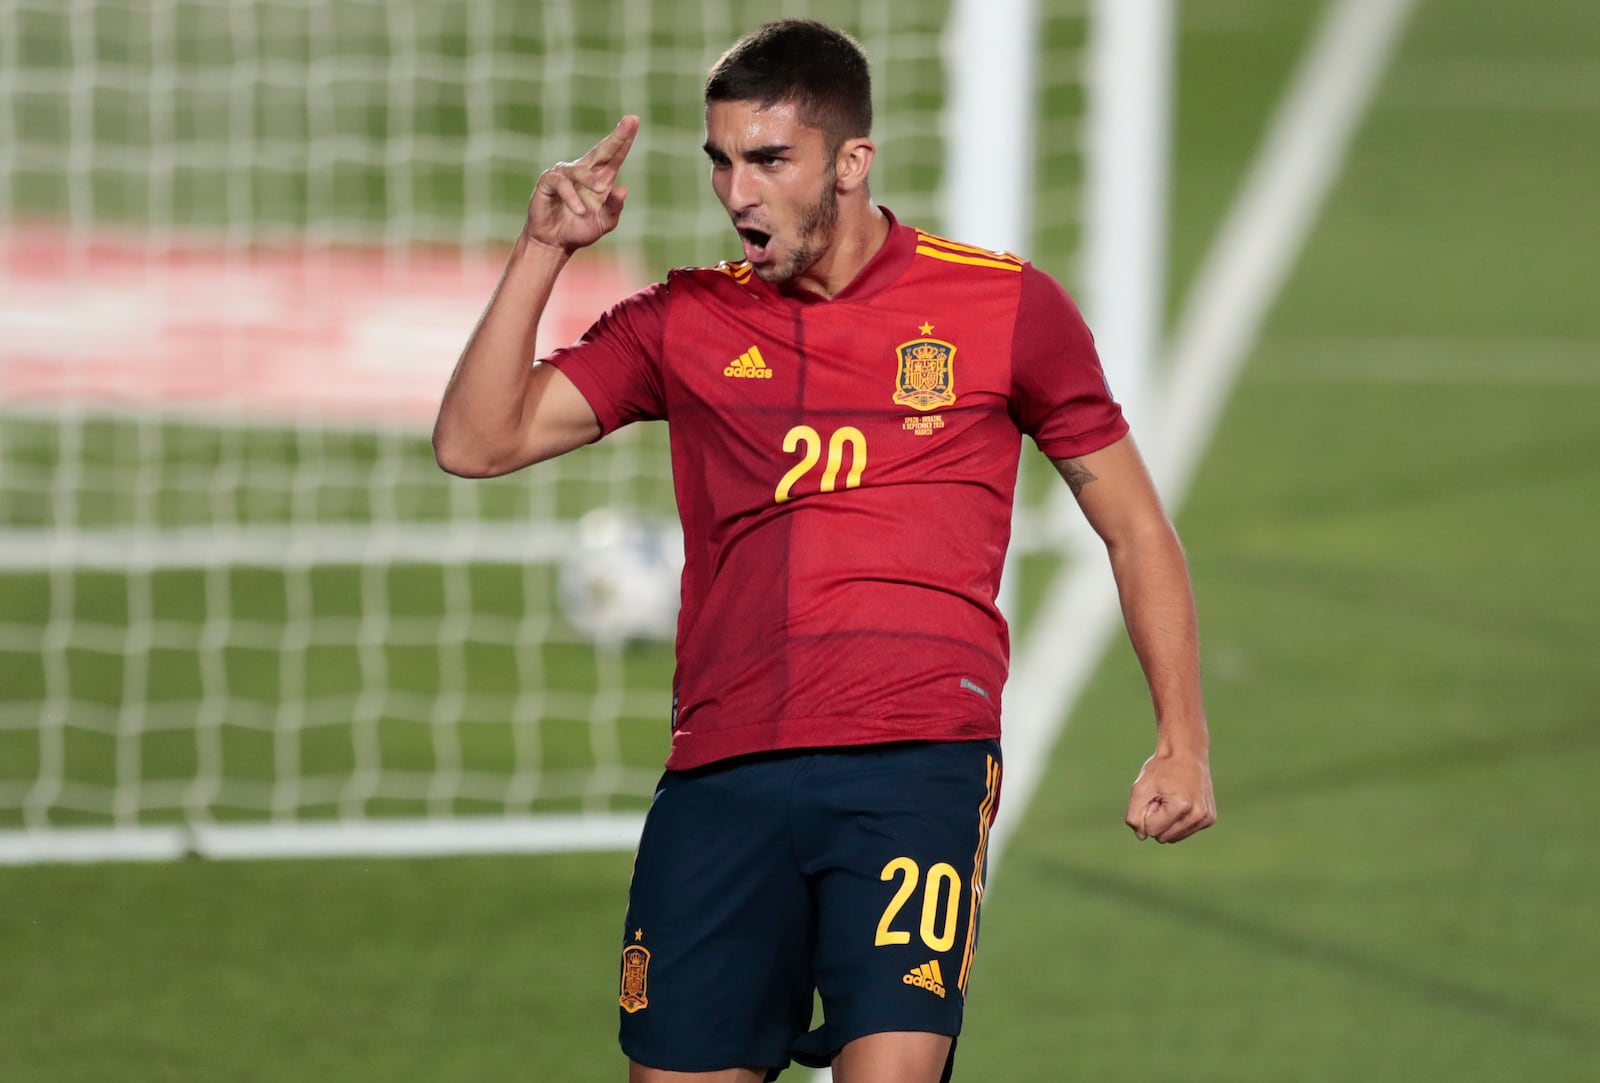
[582,115,641,174]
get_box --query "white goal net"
[0,0,1154,863]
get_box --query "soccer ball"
[557,508,684,646]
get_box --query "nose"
[725,163,759,215]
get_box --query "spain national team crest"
[892,333,958,411]
[619,943,651,1013]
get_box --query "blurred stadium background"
[2,0,1597,1080]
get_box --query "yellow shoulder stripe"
[914,231,1023,264]
[914,245,1023,273]
[710,259,754,282]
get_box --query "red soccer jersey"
[545,210,1127,770]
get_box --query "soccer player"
[433,19,1215,1083]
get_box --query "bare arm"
[432,116,639,478]
[1053,434,1216,844]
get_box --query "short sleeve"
[1009,264,1129,460]
[541,281,670,435]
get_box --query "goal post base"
[0,814,646,866]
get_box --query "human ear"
[834,137,876,192]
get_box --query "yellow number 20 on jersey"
[774,425,867,504]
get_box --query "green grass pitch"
[3,0,1599,1079]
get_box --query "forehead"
[704,99,826,149]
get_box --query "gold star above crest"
[919,321,934,336]
[634,929,643,941]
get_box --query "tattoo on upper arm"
[1057,457,1098,498]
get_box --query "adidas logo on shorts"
[903,959,946,998]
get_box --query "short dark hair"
[705,20,872,150]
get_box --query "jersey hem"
[664,715,1001,771]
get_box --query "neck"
[789,202,891,300]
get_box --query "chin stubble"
[761,170,840,284]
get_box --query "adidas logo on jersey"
[723,345,774,379]
[903,960,946,998]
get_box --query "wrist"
[1154,716,1209,757]
[514,230,578,265]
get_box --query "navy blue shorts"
[618,739,1002,1079]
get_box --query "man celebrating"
[434,19,1214,1083]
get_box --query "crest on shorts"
[892,333,957,411]
[619,944,651,1013]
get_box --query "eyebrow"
[702,142,793,162]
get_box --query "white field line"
[0,815,647,866]
[0,522,578,572]
[994,0,1422,873]
[1254,337,1600,384]
[0,508,1077,574]
[1385,57,1600,111]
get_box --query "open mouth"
[738,227,772,261]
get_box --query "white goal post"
[0,0,1171,864]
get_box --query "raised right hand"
[525,115,639,253]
